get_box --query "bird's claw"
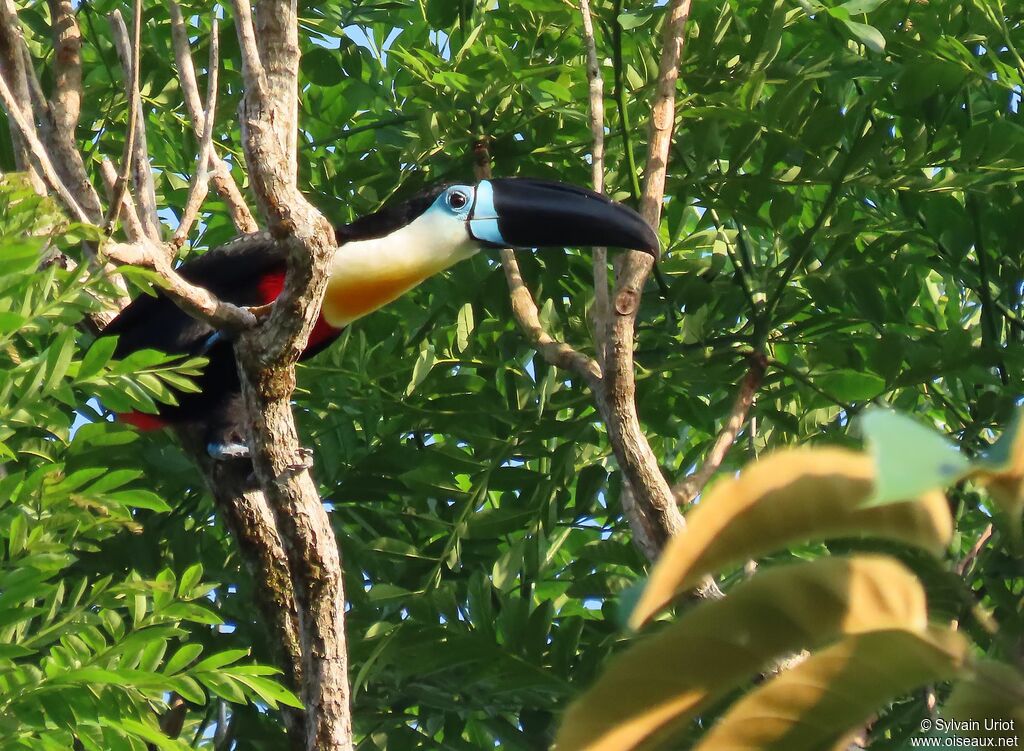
[286,447,314,473]
[247,303,275,322]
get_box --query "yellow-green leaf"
[557,556,929,751]
[946,661,1024,743]
[861,409,971,507]
[630,448,952,627]
[693,628,967,751]
[972,410,1024,530]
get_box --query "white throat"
[321,209,480,328]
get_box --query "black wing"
[103,233,288,358]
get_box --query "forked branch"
[230,1,352,748]
[598,0,693,554]
[673,354,767,505]
[107,4,160,241]
[168,0,257,234]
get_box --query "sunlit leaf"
[630,448,952,627]
[861,409,971,506]
[558,555,930,751]
[692,629,967,751]
[946,661,1024,742]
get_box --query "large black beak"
[468,178,660,258]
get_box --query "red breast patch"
[258,270,340,350]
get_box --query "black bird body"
[104,234,338,439]
[101,178,659,457]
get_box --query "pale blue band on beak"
[468,180,506,246]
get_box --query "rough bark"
[232,0,352,747]
[178,428,305,743]
[0,0,43,191]
[0,2,349,747]
[46,0,104,222]
[600,0,693,553]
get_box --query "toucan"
[103,178,659,458]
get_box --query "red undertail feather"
[118,411,168,431]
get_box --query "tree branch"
[168,0,257,235]
[500,247,605,392]
[231,1,352,748]
[102,240,258,332]
[107,5,160,242]
[673,354,766,505]
[474,139,604,392]
[102,6,140,234]
[100,155,147,243]
[172,19,219,250]
[0,0,44,192]
[599,0,692,555]
[956,523,993,577]
[579,0,610,368]
[178,429,305,743]
[46,0,103,222]
[0,66,90,222]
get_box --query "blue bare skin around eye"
[467,180,504,246]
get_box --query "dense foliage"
[1,0,1022,747]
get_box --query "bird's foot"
[207,441,251,461]
[286,447,315,473]
[247,303,275,322]
[276,448,314,480]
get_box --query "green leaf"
[817,369,885,401]
[177,563,204,598]
[301,48,344,87]
[78,336,119,380]
[456,302,474,352]
[406,340,436,396]
[165,644,203,675]
[838,18,886,52]
[616,12,649,30]
[193,648,250,672]
[860,409,971,507]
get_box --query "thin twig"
[173,19,219,249]
[579,0,610,368]
[100,156,147,242]
[103,240,258,332]
[0,70,89,222]
[956,523,993,577]
[765,109,871,321]
[168,0,257,234]
[107,4,160,241]
[500,247,604,392]
[673,354,766,504]
[474,138,605,394]
[609,0,642,201]
[102,6,141,235]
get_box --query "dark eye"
[447,190,469,210]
